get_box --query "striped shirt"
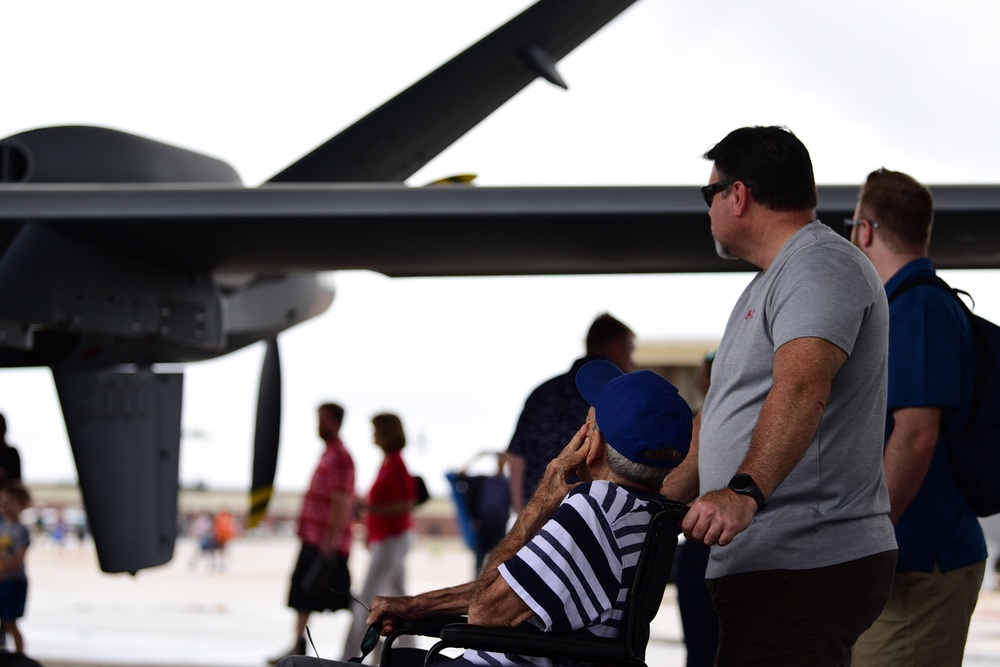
[465,481,657,667]
[297,438,355,555]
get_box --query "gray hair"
[605,444,671,490]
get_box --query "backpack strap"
[888,273,990,432]
[887,273,974,312]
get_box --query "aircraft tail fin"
[54,366,182,574]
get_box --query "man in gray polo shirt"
[662,126,897,666]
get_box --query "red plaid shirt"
[297,438,355,555]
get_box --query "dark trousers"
[707,550,897,667]
[674,540,719,667]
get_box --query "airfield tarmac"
[21,533,1000,667]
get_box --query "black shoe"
[267,638,307,665]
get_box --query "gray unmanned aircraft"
[0,0,673,575]
[2,0,1000,575]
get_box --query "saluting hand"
[534,423,590,505]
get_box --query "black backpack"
[888,274,1000,517]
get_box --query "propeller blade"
[249,337,281,528]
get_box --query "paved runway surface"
[18,532,1000,666]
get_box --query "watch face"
[729,474,766,510]
[731,474,753,492]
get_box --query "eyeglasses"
[843,218,881,229]
[701,181,732,207]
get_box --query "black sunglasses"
[338,592,380,663]
[700,181,731,207]
[700,180,754,207]
[347,623,381,663]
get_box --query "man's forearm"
[367,581,478,634]
[740,337,846,498]
[482,486,555,575]
[740,380,826,498]
[661,412,701,503]
[393,581,478,618]
[469,478,562,627]
[884,406,940,523]
[484,439,581,573]
[471,428,589,625]
[323,490,350,553]
[661,454,700,503]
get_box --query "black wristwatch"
[728,473,767,511]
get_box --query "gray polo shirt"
[700,221,896,578]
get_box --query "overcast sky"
[2,0,1000,499]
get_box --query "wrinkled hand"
[682,488,757,547]
[533,423,590,508]
[367,594,408,636]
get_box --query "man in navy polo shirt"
[850,168,987,666]
[506,313,635,513]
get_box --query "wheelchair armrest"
[389,615,467,639]
[425,623,632,665]
[381,615,468,665]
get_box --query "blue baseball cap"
[575,360,692,468]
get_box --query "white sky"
[2,0,1000,499]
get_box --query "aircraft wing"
[268,0,639,183]
[4,0,999,576]
[2,183,1000,276]
[0,0,650,575]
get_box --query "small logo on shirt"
[745,309,756,321]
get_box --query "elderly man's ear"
[578,436,604,483]
[586,436,604,466]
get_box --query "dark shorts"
[287,542,351,613]
[707,549,897,667]
[0,578,27,620]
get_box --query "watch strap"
[728,473,767,511]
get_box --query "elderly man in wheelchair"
[283,360,692,667]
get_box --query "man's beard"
[714,237,738,261]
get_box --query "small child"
[0,482,31,654]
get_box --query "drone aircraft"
[2,0,1000,574]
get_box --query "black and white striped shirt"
[465,481,657,667]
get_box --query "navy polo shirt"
[885,258,986,572]
[507,356,594,503]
